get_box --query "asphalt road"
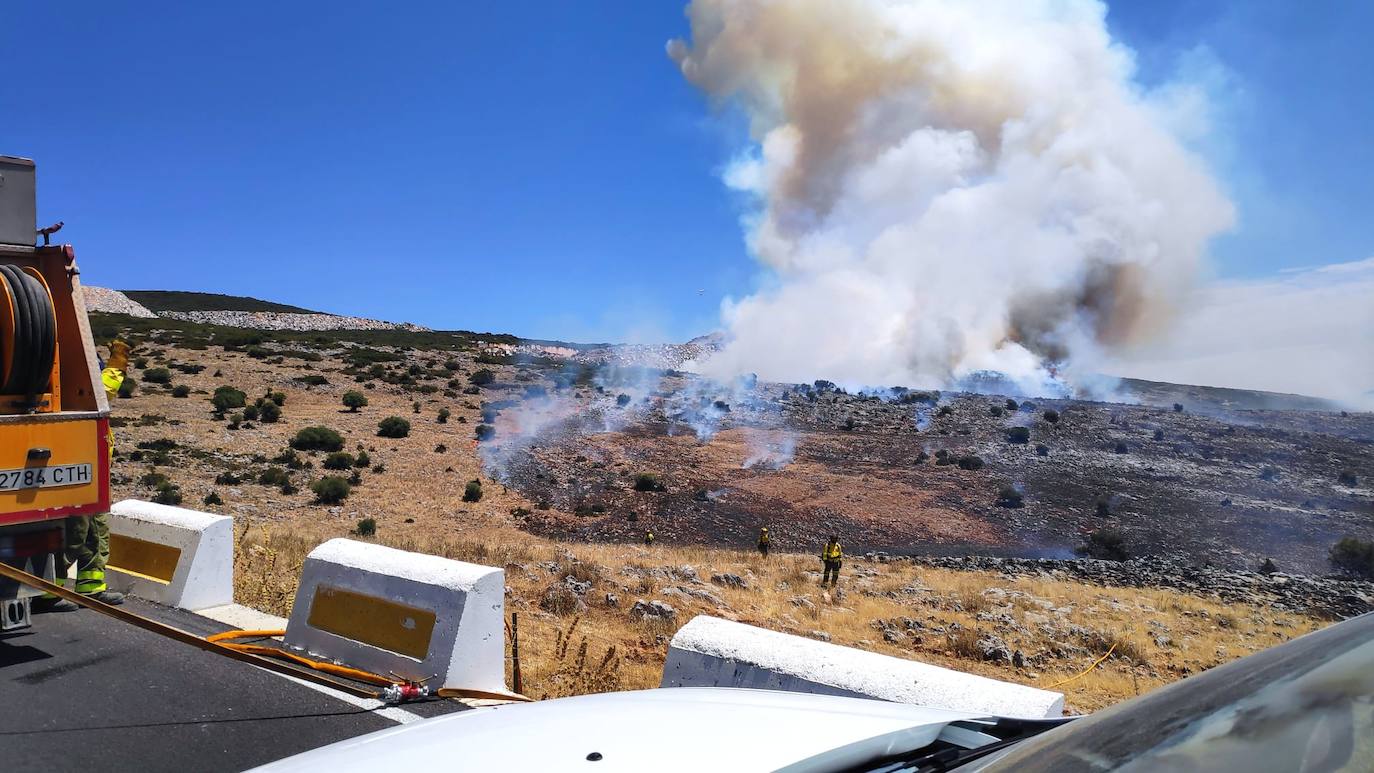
[0,598,462,772]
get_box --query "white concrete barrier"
[283,538,505,692]
[661,615,1064,718]
[107,499,233,611]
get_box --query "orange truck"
[0,155,111,630]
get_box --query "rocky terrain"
[484,374,1373,576]
[156,309,429,332]
[898,555,1373,619]
[83,286,426,332]
[87,306,1370,711]
[81,285,157,318]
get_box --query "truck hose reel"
[0,263,57,399]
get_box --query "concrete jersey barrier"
[662,615,1065,718]
[283,538,505,692]
[107,499,234,611]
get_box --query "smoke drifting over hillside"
[669,0,1234,394]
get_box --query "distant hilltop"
[82,287,428,332]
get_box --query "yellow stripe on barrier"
[307,584,436,660]
[108,533,181,584]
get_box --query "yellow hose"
[207,629,395,686]
[1046,641,1118,689]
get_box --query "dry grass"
[231,520,1324,713]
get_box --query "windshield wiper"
[855,717,1075,773]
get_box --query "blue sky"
[3,1,1371,344]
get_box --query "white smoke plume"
[669,0,1234,394]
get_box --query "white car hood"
[254,687,987,772]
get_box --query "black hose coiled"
[0,264,56,398]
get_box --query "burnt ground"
[83,310,1374,578]
[482,375,1374,575]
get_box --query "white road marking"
[272,670,427,725]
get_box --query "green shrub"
[323,452,355,470]
[133,357,149,369]
[1076,528,1130,561]
[294,374,329,386]
[996,485,1024,508]
[291,426,344,452]
[1258,557,1278,575]
[469,369,496,387]
[242,404,260,421]
[633,473,666,492]
[214,471,241,485]
[118,378,137,398]
[311,476,352,504]
[356,517,377,537]
[257,399,281,423]
[342,391,368,412]
[153,484,183,506]
[1005,399,1018,411]
[211,385,247,414]
[377,416,411,438]
[989,406,1004,417]
[140,471,170,488]
[267,391,286,406]
[462,479,483,502]
[142,367,172,385]
[1329,537,1374,578]
[475,424,495,441]
[348,469,363,486]
[957,455,984,471]
[354,450,371,468]
[203,491,223,506]
[412,401,421,414]
[258,467,291,486]
[1043,409,1060,423]
[437,407,450,423]
[1005,427,1030,444]
[171,384,190,398]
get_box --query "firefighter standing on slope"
[757,527,770,557]
[38,340,132,612]
[821,535,843,587]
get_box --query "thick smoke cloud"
[669,0,1234,394]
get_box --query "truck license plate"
[0,464,93,492]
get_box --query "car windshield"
[978,613,1374,772]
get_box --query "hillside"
[88,314,1372,712]
[123,290,321,314]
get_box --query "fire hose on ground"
[0,560,530,705]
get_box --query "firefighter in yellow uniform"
[757,527,770,557]
[821,536,843,587]
[40,341,132,612]
[644,530,655,547]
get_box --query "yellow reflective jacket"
[102,367,124,462]
[101,367,125,400]
[822,542,842,561]
[758,531,770,546]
